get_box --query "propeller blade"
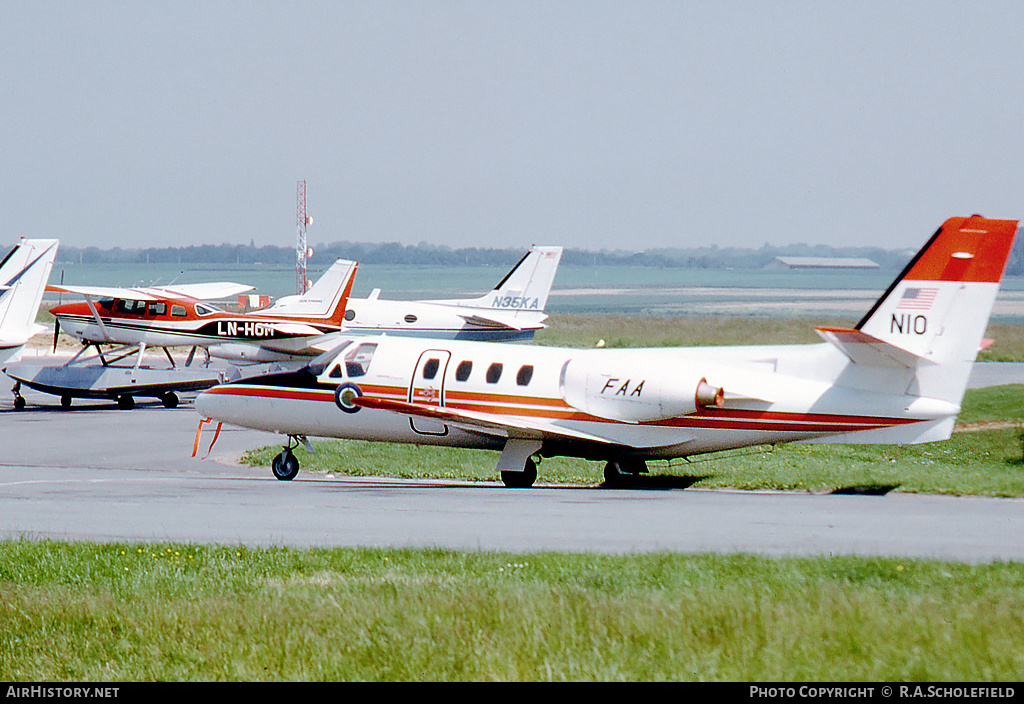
[52,319,60,353]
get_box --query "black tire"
[61,395,72,409]
[161,392,179,409]
[501,457,538,488]
[272,451,300,481]
[13,396,25,410]
[117,395,135,410]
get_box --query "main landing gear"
[500,457,538,488]
[603,459,648,487]
[271,435,313,481]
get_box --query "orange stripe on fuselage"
[207,384,921,434]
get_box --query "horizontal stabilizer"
[815,327,933,369]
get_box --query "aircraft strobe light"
[559,358,727,423]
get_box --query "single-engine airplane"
[47,258,359,365]
[5,260,357,409]
[195,216,1020,484]
[0,238,59,367]
[196,216,1019,486]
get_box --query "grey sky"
[2,1,1023,252]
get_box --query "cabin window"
[345,342,378,377]
[328,364,344,378]
[486,363,503,384]
[455,361,473,381]
[422,358,440,380]
[194,304,217,316]
[151,302,167,316]
[98,299,114,311]
[516,365,534,386]
[344,309,356,321]
[404,314,418,324]
[171,305,187,317]
[117,300,146,315]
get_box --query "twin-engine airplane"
[0,238,59,366]
[336,245,563,343]
[195,216,1020,486]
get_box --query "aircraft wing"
[149,282,255,300]
[352,396,646,447]
[457,311,548,331]
[46,284,161,302]
[47,282,254,302]
[265,322,326,337]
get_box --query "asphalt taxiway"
[1,379,1023,562]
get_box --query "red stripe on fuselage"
[206,384,922,434]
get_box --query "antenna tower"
[295,181,313,294]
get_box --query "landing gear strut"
[604,459,648,487]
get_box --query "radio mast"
[296,181,313,294]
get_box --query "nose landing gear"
[271,435,314,481]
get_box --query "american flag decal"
[897,287,938,310]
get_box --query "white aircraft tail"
[261,259,358,326]
[439,245,563,314]
[0,239,59,363]
[810,215,1018,444]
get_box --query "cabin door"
[408,350,451,436]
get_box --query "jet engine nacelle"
[558,356,724,423]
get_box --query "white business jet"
[333,244,563,343]
[195,216,1018,487]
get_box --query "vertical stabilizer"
[261,259,358,325]
[453,245,564,314]
[854,215,1019,403]
[0,238,59,364]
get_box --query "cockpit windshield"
[194,303,223,316]
[307,340,354,376]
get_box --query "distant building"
[768,256,880,270]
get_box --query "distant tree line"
[31,236,1024,276]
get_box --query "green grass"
[2,540,1022,681]
[244,386,1024,497]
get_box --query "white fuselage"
[196,333,955,462]
[340,297,545,342]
